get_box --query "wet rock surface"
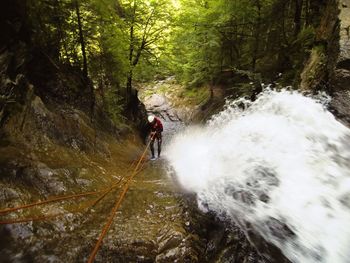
[330,0,350,126]
[0,128,197,262]
[138,78,208,123]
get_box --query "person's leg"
[150,139,155,158]
[157,135,162,157]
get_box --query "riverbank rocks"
[144,94,167,110]
[155,226,199,262]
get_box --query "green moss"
[300,44,327,90]
[181,86,210,105]
[296,27,316,51]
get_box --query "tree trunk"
[126,0,136,107]
[304,0,310,26]
[126,27,134,107]
[126,69,133,106]
[252,0,261,71]
[281,2,289,45]
[294,0,303,37]
[74,0,93,119]
[75,0,88,81]
[54,0,69,62]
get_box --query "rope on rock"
[87,136,153,263]
[0,136,155,263]
[0,167,146,225]
[0,191,100,216]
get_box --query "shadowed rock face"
[0,45,197,262]
[330,0,350,126]
[338,0,350,65]
[0,79,198,262]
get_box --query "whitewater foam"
[165,89,350,263]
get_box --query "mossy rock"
[300,45,327,91]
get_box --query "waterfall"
[165,89,350,263]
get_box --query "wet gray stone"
[157,230,184,254]
[0,187,20,201]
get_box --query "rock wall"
[337,0,350,71]
[329,0,350,125]
[300,0,340,91]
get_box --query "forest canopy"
[23,0,319,122]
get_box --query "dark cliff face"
[328,1,350,125]
[0,0,81,114]
[0,0,31,48]
[0,0,32,133]
[0,0,130,141]
[299,0,340,91]
[299,0,350,98]
[334,0,350,93]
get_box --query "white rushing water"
[165,89,350,263]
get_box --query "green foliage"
[166,0,319,89]
[104,89,126,126]
[295,26,316,51]
[124,0,175,81]
[24,0,321,122]
[181,86,210,105]
[166,0,224,86]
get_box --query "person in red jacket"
[148,115,163,160]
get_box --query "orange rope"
[0,190,105,225]
[0,153,146,217]
[0,196,96,225]
[0,212,69,225]
[0,137,153,263]
[87,138,152,263]
[89,166,146,208]
[0,191,100,215]
[0,167,147,225]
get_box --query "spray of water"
[165,89,350,263]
